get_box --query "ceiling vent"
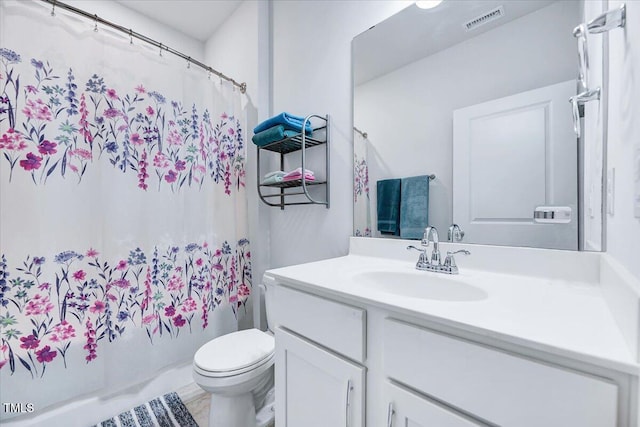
[464,6,505,32]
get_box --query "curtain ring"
[93,14,98,32]
[159,43,163,57]
[129,29,133,45]
[187,57,191,69]
[51,0,56,17]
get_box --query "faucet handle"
[446,249,471,256]
[407,245,428,265]
[443,250,470,269]
[407,245,427,254]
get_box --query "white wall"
[606,0,640,282]
[65,0,203,60]
[355,1,578,238]
[269,0,412,268]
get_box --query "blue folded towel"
[377,179,401,235]
[252,125,299,147]
[400,175,430,239]
[253,112,313,135]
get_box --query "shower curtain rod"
[353,126,368,139]
[41,0,247,94]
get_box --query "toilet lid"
[194,329,275,373]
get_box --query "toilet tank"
[260,275,278,333]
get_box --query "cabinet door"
[385,382,485,427]
[275,327,365,427]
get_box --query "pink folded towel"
[283,167,315,182]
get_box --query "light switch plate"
[607,168,615,216]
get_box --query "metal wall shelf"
[257,114,330,209]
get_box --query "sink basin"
[352,271,487,302]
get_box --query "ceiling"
[115,0,243,42]
[353,0,556,85]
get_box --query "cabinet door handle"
[345,380,353,427]
[386,402,395,427]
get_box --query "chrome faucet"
[424,226,441,266]
[406,226,470,274]
[448,224,465,242]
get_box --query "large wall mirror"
[352,0,607,251]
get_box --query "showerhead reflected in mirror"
[352,0,606,251]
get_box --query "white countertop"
[265,243,639,375]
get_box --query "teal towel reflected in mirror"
[400,175,430,239]
[377,179,401,235]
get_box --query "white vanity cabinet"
[384,381,486,427]
[268,280,631,427]
[272,285,367,427]
[384,319,619,427]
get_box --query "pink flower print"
[153,152,169,169]
[89,300,106,314]
[181,297,197,313]
[38,282,51,291]
[116,260,128,270]
[164,305,176,317]
[138,150,149,190]
[19,335,40,350]
[212,263,223,271]
[118,124,128,132]
[195,258,203,267]
[164,170,177,183]
[229,295,238,303]
[69,164,78,172]
[203,242,209,248]
[19,152,43,171]
[37,140,57,155]
[174,160,186,171]
[70,148,92,160]
[103,108,120,119]
[173,315,186,327]
[238,284,251,297]
[26,85,38,94]
[221,113,228,119]
[130,133,143,146]
[36,346,57,363]
[228,128,235,136]
[86,248,99,257]
[0,128,28,151]
[135,85,146,94]
[142,313,158,325]
[106,88,119,100]
[146,106,154,116]
[22,99,52,121]
[167,129,182,146]
[73,270,86,281]
[246,251,251,259]
[214,249,222,257]
[111,278,130,289]
[106,293,118,302]
[167,274,184,291]
[0,360,7,370]
[49,321,76,342]
[25,294,54,316]
[84,319,98,362]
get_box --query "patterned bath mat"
[93,392,199,427]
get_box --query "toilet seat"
[194,329,275,378]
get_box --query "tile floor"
[178,383,210,426]
[178,383,275,427]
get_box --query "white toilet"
[193,284,275,427]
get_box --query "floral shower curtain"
[354,130,371,237]
[0,1,250,417]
